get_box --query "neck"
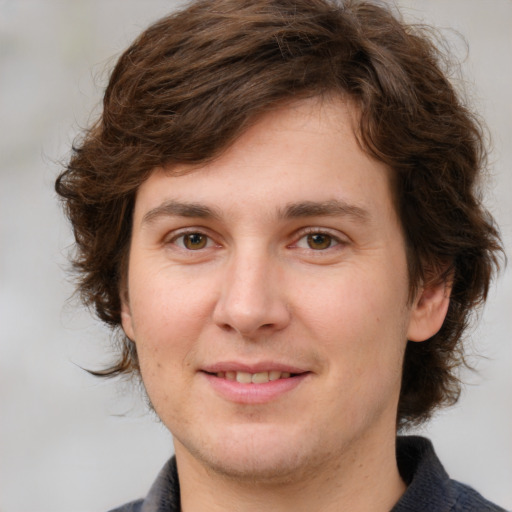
[176,434,406,512]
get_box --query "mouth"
[205,370,300,384]
[200,365,310,404]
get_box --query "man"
[56,0,506,510]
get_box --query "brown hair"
[56,0,503,427]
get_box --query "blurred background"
[0,1,511,511]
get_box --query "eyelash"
[291,228,345,251]
[166,229,218,251]
[165,227,346,253]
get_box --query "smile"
[201,366,310,404]
[214,371,293,383]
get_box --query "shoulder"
[108,499,143,512]
[393,436,508,512]
[106,456,180,512]
[449,480,509,512]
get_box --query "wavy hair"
[56,0,503,427]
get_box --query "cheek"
[301,266,407,331]
[128,282,202,419]
[297,267,409,374]
[126,270,213,381]
[130,264,214,334]
[302,273,409,426]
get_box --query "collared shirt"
[109,436,507,512]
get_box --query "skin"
[121,97,450,511]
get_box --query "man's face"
[121,98,443,482]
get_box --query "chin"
[194,448,314,485]
[176,422,323,484]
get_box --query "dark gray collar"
[111,436,506,512]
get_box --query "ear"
[407,278,451,342]
[120,293,136,341]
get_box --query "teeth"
[236,371,252,384]
[251,372,269,384]
[216,370,294,383]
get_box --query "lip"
[200,362,311,404]
[202,373,310,404]
[201,361,309,374]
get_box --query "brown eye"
[182,233,208,250]
[307,233,333,250]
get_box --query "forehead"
[133,97,397,229]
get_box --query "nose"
[212,250,291,338]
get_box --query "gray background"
[1,1,511,511]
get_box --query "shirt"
[109,436,508,511]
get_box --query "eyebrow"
[280,200,370,223]
[141,198,370,225]
[142,200,222,225]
